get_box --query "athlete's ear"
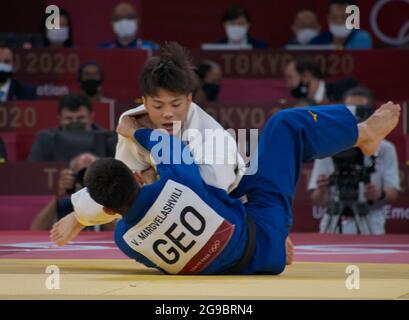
[103,207,116,215]
[187,93,192,104]
[133,171,146,187]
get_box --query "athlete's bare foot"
[286,237,294,265]
[356,101,401,156]
[50,212,85,246]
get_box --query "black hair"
[58,93,92,114]
[84,158,140,214]
[343,86,375,108]
[195,63,212,81]
[139,42,197,96]
[222,5,250,23]
[41,7,74,48]
[195,60,220,81]
[77,60,104,82]
[292,57,323,79]
[328,0,356,11]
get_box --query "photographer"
[308,87,400,234]
[31,153,116,231]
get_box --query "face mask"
[225,25,248,42]
[0,62,13,84]
[80,79,101,97]
[296,29,319,44]
[329,23,352,39]
[202,83,220,101]
[348,104,374,123]
[46,27,70,44]
[113,19,138,38]
[63,121,86,131]
[291,81,309,99]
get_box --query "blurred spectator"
[41,8,74,48]
[308,87,400,234]
[100,2,159,49]
[28,93,117,161]
[216,5,267,49]
[283,57,357,104]
[0,46,37,101]
[344,86,376,108]
[193,60,222,104]
[287,10,321,46]
[30,152,116,231]
[313,0,372,49]
[0,136,6,163]
[78,61,115,105]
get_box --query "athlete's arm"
[134,128,198,174]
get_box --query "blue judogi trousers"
[230,105,358,274]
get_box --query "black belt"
[225,215,256,274]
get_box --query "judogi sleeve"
[134,128,202,184]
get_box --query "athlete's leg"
[236,102,400,274]
[233,102,400,228]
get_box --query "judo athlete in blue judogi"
[82,102,400,275]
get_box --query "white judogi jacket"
[72,103,245,226]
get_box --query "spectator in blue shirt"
[286,10,321,46]
[0,46,37,101]
[41,8,74,48]
[216,5,268,49]
[312,0,372,49]
[100,2,159,50]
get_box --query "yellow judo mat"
[0,259,408,299]
[0,232,408,299]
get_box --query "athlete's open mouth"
[161,123,174,133]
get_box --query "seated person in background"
[286,10,321,46]
[283,57,357,104]
[308,87,400,235]
[0,136,7,163]
[215,5,268,49]
[313,0,372,49]
[77,61,115,105]
[193,60,222,105]
[0,46,37,101]
[28,93,117,161]
[41,8,74,48]
[31,153,116,231]
[100,2,159,50]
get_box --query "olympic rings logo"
[208,240,221,254]
[370,0,409,46]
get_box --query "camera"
[329,147,375,203]
[329,104,377,203]
[66,167,87,195]
[347,104,375,123]
[323,104,377,234]
[324,147,376,234]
